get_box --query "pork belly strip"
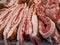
[30,11,40,45]
[3,4,24,39]
[0,5,17,39]
[39,17,55,38]
[46,8,60,30]
[17,5,29,45]
[3,4,25,45]
[17,3,27,41]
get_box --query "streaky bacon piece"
[0,5,17,39]
[39,17,55,43]
[0,11,11,38]
[26,4,33,35]
[46,8,60,30]
[17,5,28,45]
[31,11,39,45]
[3,4,24,45]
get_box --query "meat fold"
[46,8,60,30]
[38,17,56,43]
[39,17,55,38]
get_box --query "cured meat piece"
[3,4,24,45]
[25,6,39,45]
[31,12,39,45]
[39,17,55,43]
[46,8,60,30]
[0,10,11,39]
[17,6,29,45]
[0,5,17,39]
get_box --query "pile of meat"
[0,0,60,45]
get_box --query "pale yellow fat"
[0,28,4,39]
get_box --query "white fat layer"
[7,9,24,38]
[8,0,16,7]
[31,12,38,37]
[3,6,20,36]
[39,17,55,38]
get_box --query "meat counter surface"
[0,39,58,45]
